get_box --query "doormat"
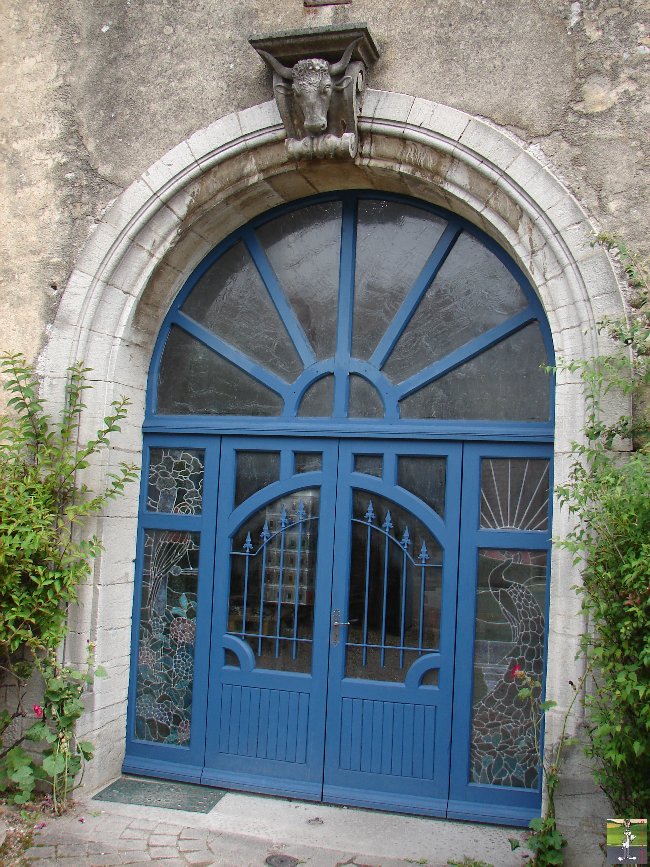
[92,776,227,813]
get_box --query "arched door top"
[148,192,554,440]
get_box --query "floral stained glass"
[147,448,204,515]
[135,530,200,745]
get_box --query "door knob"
[331,609,357,645]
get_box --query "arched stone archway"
[41,91,625,790]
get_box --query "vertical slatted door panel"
[448,443,553,827]
[202,438,338,799]
[323,441,462,816]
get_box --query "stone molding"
[40,91,625,789]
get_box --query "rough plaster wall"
[1,0,648,369]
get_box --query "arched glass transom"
[149,192,554,435]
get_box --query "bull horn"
[328,37,362,77]
[256,48,294,79]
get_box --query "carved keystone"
[249,24,380,160]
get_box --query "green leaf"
[42,753,67,777]
[77,740,94,760]
[94,665,107,678]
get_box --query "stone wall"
[1,0,648,364]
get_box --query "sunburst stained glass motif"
[480,458,550,531]
[135,530,200,745]
[470,549,547,788]
[147,448,205,515]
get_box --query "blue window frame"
[126,191,555,826]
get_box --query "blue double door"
[203,436,464,815]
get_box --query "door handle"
[331,609,357,645]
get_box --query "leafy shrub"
[0,353,137,810]
[558,237,650,817]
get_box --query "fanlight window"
[154,194,552,423]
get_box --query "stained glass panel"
[147,448,205,515]
[470,549,547,788]
[135,530,200,745]
[480,458,550,531]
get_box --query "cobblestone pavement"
[23,814,414,867]
[20,788,528,866]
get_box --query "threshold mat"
[93,776,227,812]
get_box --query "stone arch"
[41,92,625,787]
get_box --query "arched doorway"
[124,191,554,826]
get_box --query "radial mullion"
[369,222,462,370]
[243,229,316,368]
[174,311,288,397]
[396,307,537,400]
[333,198,357,417]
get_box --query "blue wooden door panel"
[323,440,462,815]
[202,437,338,798]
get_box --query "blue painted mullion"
[243,229,316,368]
[291,514,304,660]
[174,311,289,397]
[333,198,357,417]
[473,528,551,549]
[370,223,462,370]
[139,513,202,532]
[396,307,537,400]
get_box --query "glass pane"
[352,200,447,360]
[147,448,205,515]
[399,323,550,421]
[348,374,384,418]
[135,530,200,745]
[298,375,334,417]
[294,452,322,473]
[353,454,383,478]
[421,669,439,686]
[256,202,342,360]
[181,241,302,381]
[384,232,528,382]
[235,451,280,507]
[397,456,446,517]
[481,458,550,531]
[157,326,283,416]
[345,490,443,681]
[470,549,548,788]
[229,490,320,674]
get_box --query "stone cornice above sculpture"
[249,24,379,160]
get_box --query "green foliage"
[0,352,137,811]
[557,238,650,816]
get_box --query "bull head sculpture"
[256,37,365,159]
